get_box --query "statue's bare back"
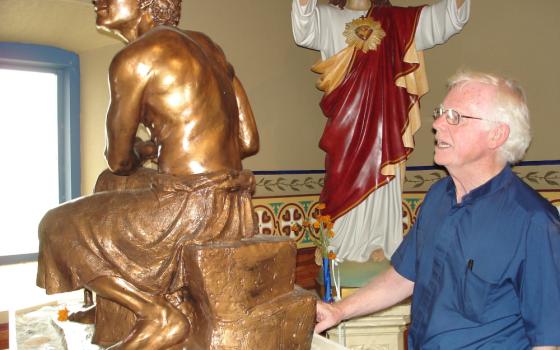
[106,26,257,176]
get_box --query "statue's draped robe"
[317,6,427,223]
[37,168,256,295]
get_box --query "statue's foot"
[108,298,189,350]
[68,305,96,324]
[370,248,386,263]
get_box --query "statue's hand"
[134,138,158,162]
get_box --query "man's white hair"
[447,70,531,164]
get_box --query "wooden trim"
[295,247,320,290]
[0,323,8,350]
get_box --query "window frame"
[0,42,80,264]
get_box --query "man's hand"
[315,301,344,333]
[314,267,414,334]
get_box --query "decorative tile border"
[404,162,560,192]
[252,161,560,248]
[403,169,446,192]
[513,166,560,190]
[253,171,324,197]
[252,195,320,249]
[253,161,560,195]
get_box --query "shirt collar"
[446,166,514,206]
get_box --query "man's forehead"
[448,81,498,99]
[444,81,498,110]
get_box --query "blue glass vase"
[322,257,334,303]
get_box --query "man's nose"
[432,114,446,131]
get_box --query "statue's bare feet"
[370,248,386,262]
[108,297,189,350]
[68,306,96,324]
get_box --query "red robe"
[318,6,425,220]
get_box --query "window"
[0,43,80,265]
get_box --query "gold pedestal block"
[93,236,316,349]
[185,236,297,317]
[188,287,316,350]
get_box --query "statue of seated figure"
[36,0,315,349]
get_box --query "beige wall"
[80,44,118,193]
[1,0,559,195]
[398,0,560,166]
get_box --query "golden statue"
[36,0,315,348]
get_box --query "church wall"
[394,0,560,166]
[79,44,121,193]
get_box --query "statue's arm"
[233,76,259,159]
[291,0,323,50]
[415,0,471,51]
[105,51,148,175]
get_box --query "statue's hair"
[138,0,181,26]
[447,70,531,164]
[328,0,391,10]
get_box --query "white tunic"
[291,0,470,262]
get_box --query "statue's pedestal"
[94,236,316,349]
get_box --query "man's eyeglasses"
[433,105,487,125]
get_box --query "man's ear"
[488,123,510,150]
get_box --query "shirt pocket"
[460,266,500,323]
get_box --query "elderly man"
[291,0,470,263]
[315,71,560,349]
[36,0,259,348]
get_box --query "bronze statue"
[37,0,315,349]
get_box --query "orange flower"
[313,221,321,229]
[328,251,337,260]
[317,203,326,210]
[328,230,335,238]
[319,215,332,223]
[326,222,334,230]
[58,307,69,321]
[302,220,311,227]
[291,224,300,233]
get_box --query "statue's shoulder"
[183,29,224,53]
[113,27,186,59]
[138,26,187,44]
[182,29,213,43]
[138,27,222,54]
[182,29,229,60]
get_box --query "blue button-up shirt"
[392,166,560,349]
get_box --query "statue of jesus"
[291,0,470,262]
